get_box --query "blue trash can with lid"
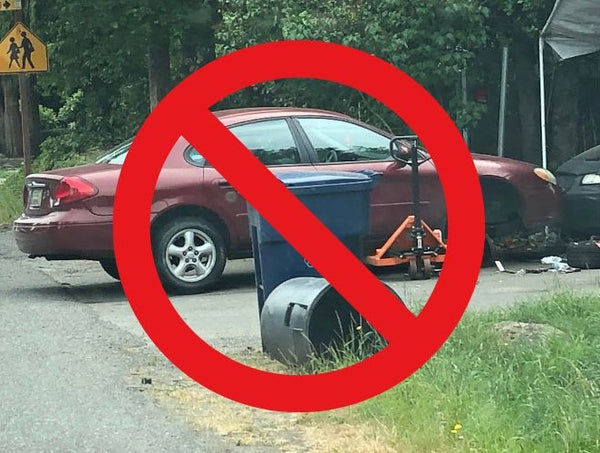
[247,171,376,313]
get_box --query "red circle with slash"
[113,41,484,412]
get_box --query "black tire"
[152,216,227,294]
[566,241,600,269]
[422,257,433,279]
[100,259,120,280]
[482,235,494,268]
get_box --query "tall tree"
[177,0,220,80]
[0,84,5,155]
[1,78,23,158]
[148,20,171,109]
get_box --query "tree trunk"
[0,80,5,156]
[27,75,41,157]
[148,23,171,110]
[2,77,23,158]
[549,62,579,170]
[514,42,541,165]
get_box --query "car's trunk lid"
[23,163,121,216]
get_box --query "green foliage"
[34,1,152,146]
[451,96,488,129]
[486,0,556,41]
[37,89,106,167]
[18,0,574,164]
[36,133,95,171]
[216,0,491,131]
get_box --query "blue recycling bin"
[247,171,375,313]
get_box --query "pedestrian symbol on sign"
[19,31,34,69]
[7,36,19,68]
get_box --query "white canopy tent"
[539,0,600,168]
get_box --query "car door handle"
[216,180,233,189]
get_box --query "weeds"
[299,326,387,374]
[0,170,25,224]
[302,291,600,452]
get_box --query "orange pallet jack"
[366,137,446,280]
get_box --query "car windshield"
[96,138,133,164]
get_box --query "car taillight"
[50,177,97,207]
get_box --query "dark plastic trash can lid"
[277,171,374,195]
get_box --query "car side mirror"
[389,136,418,165]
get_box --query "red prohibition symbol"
[113,40,485,412]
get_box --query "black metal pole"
[14,6,32,176]
[411,142,421,228]
[410,140,426,254]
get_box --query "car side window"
[229,119,300,166]
[185,147,205,165]
[298,118,391,163]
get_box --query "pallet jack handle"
[389,136,432,251]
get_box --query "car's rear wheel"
[99,259,120,280]
[153,217,227,294]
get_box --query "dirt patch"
[128,348,395,452]
[301,415,397,453]
[494,321,565,346]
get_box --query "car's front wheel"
[99,258,120,280]
[152,217,227,294]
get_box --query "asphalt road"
[1,229,599,451]
[0,231,272,452]
[34,242,600,358]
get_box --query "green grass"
[304,292,600,452]
[0,168,14,181]
[0,170,25,224]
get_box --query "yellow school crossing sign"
[0,0,21,11]
[0,22,48,74]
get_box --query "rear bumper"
[13,209,113,259]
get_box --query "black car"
[556,145,600,237]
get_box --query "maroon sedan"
[14,108,563,293]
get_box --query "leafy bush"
[37,133,96,171]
